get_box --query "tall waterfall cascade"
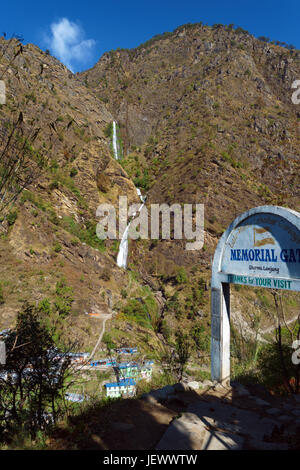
[110,121,146,269]
[117,188,145,269]
[112,121,119,160]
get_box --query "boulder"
[187,381,200,391]
[201,379,214,388]
[142,385,175,404]
[96,171,111,192]
[156,412,244,450]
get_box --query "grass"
[20,190,59,225]
[51,170,88,210]
[61,216,105,252]
[20,190,105,252]
[135,372,175,397]
[185,368,211,382]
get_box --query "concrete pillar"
[211,283,230,385]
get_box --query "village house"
[105,378,136,398]
[115,361,154,382]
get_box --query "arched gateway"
[211,205,300,385]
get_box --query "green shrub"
[69,167,78,178]
[121,289,127,298]
[191,325,210,352]
[102,333,115,350]
[50,159,59,172]
[175,267,188,284]
[25,92,36,103]
[53,242,62,253]
[54,278,74,317]
[123,299,152,328]
[6,210,18,226]
[167,299,184,320]
[134,169,150,190]
[256,342,299,393]
[20,191,59,225]
[103,122,113,138]
[62,216,105,252]
[38,298,51,315]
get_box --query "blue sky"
[1,0,299,72]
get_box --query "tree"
[268,291,300,394]
[258,36,270,43]
[256,342,299,394]
[174,331,191,381]
[0,303,77,439]
[161,330,191,382]
[191,325,210,353]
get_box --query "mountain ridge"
[0,23,299,383]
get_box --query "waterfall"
[136,188,145,202]
[111,121,146,269]
[112,121,119,160]
[116,224,130,269]
[117,188,145,269]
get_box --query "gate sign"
[211,206,300,384]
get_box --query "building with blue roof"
[89,358,117,367]
[105,378,136,398]
[114,361,154,382]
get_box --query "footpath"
[140,380,300,450]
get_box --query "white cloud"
[45,18,96,72]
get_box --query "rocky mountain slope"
[0,23,299,367]
[79,23,300,349]
[81,23,300,261]
[0,37,156,352]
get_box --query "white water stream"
[110,121,145,269]
[117,188,145,269]
[112,121,119,160]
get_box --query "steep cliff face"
[1,24,300,356]
[80,23,300,279]
[0,37,145,349]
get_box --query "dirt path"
[88,314,112,361]
[260,313,299,335]
[231,309,299,345]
